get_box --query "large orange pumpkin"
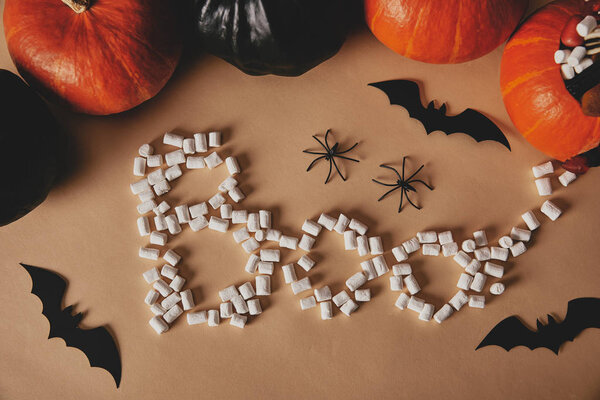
[501,0,600,161]
[365,0,528,64]
[3,0,182,115]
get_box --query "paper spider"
[303,129,359,184]
[372,157,433,212]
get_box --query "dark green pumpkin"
[0,69,60,226]
[191,0,348,76]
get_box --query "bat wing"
[443,109,511,151]
[368,80,429,126]
[66,326,122,388]
[561,297,600,343]
[476,316,541,352]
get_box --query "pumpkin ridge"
[369,6,383,35]
[521,117,544,139]
[448,0,463,63]
[502,66,556,96]
[505,36,555,50]
[405,6,428,58]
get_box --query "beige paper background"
[1,1,599,399]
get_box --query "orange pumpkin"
[3,0,182,115]
[501,0,600,161]
[365,0,528,64]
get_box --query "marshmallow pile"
[556,15,599,80]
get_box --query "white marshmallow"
[300,296,317,310]
[220,302,233,319]
[260,249,280,262]
[231,294,249,314]
[554,49,571,64]
[344,230,358,250]
[561,63,575,80]
[280,235,298,250]
[348,218,368,235]
[194,133,207,153]
[521,211,541,230]
[256,275,271,295]
[161,292,181,309]
[320,301,333,320]
[137,216,151,236]
[395,293,410,310]
[390,276,403,291]
[372,255,390,276]
[245,254,260,274]
[150,304,166,316]
[153,180,171,196]
[189,216,209,232]
[340,299,359,316]
[369,236,384,255]
[169,275,185,292]
[188,311,207,325]
[138,189,155,202]
[138,143,154,157]
[474,230,488,247]
[574,57,593,73]
[469,295,485,309]
[207,310,220,327]
[143,267,160,283]
[392,263,412,276]
[183,138,195,154]
[163,249,181,266]
[491,247,509,261]
[204,152,223,169]
[417,231,437,243]
[133,157,146,177]
[510,241,527,257]
[149,316,169,334]
[457,273,474,290]
[257,261,274,275]
[282,263,297,283]
[346,272,367,291]
[484,262,504,278]
[474,247,490,261]
[333,214,350,233]
[577,15,597,37]
[154,201,170,215]
[219,286,239,302]
[233,227,250,243]
[225,156,241,175]
[161,264,178,279]
[238,282,256,300]
[392,245,409,262]
[139,247,159,260]
[208,193,226,210]
[532,161,554,178]
[137,200,157,215]
[332,291,350,307]
[291,277,311,295]
[422,243,441,256]
[404,274,421,295]
[186,156,205,169]
[229,187,246,203]
[434,304,454,324]
[449,290,469,311]
[241,237,260,253]
[208,131,221,147]
[535,178,552,196]
[165,214,182,235]
[568,46,587,66]
[490,282,505,295]
[248,299,262,316]
[130,178,151,195]
[298,234,315,251]
[357,235,370,256]
[145,289,159,305]
[541,200,562,221]
[465,259,482,276]
[297,255,316,272]
[462,239,476,253]
[402,237,420,253]
[355,288,371,302]
[209,216,229,233]
[558,171,577,187]
[453,251,471,268]
[438,231,453,245]
[318,213,337,231]
[302,219,322,236]
[407,296,425,313]
[419,304,435,321]
[153,279,172,297]
[220,204,233,219]
[498,236,513,248]
[259,210,272,229]
[442,242,459,257]
[165,150,185,167]
[511,227,531,242]
[314,286,332,302]
[150,231,167,246]
[174,205,191,224]
[361,260,377,280]
[147,154,163,168]
[221,179,239,196]
[163,132,183,147]
[231,210,248,224]
[266,229,282,241]
[247,213,260,232]
[470,272,487,293]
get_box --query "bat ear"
[439,103,447,115]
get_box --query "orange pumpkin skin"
[365,0,528,64]
[500,0,600,161]
[4,0,182,115]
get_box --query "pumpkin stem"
[61,0,90,13]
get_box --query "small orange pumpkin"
[501,0,600,161]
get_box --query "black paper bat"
[20,263,121,387]
[368,79,511,150]
[476,297,600,355]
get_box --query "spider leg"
[306,155,327,171]
[336,142,359,155]
[379,164,402,180]
[402,156,407,181]
[404,190,422,210]
[398,187,405,212]
[334,155,360,163]
[312,135,330,153]
[405,164,425,182]
[324,159,334,184]
[377,185,402,201]
[407,179,433,191]
[331,157,346,181]
[372,179,398,187]
[303,150,328,156]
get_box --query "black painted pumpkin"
[191,0,348,76]
[0,70,60,226]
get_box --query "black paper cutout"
[20,263,121,387]
[476,297,600,355]
[368,80,511,151]
[372,156,433,213]
[303,129,360,183]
